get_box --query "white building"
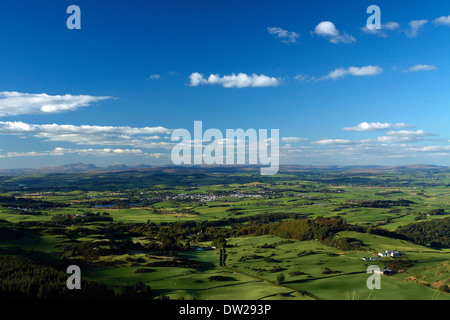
[374,268,394,275]
[378,250,401,257]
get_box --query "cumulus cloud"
[377,130,435,143]
[283,122,447,164]
[383,21,401,31]
[0,121,172,148]
[0,147,148,158]
[281,137,307,143]
[319,65,383,81]
[267,27,300,43]
[404,64,438,72]
[312,21,355,44]
[409,145,450,153]
[361,21,400,37]
[312,139,354,145]
[0,91,113,117]
[343,122,413,132]
[385,129,431,137]
[311,128,434,158]
[296,66,383,83]
[433,15,450,26]
[148,74,161,80]
[61,148,146,156]
[189,72,280,88]
[405,19,428,38]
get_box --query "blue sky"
[0,0,449,168]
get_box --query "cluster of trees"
[267,217,367,251]
[414,209,446,221]
[0,195,68,210]
[366,227,409,240]
[117,281,152,299]
[344,199,414,208]
[50,212,113,226]
[264,217,349,241]
[228,216,365,251]
[125,212,304,247]
[320,237,364,251]
[211,237,227,248]
[234,216,349,241]
[395,217,450,248]
[146,258,204,269]
[63,239,145,260]
[56,214,360,255]
[427,209,446,216]
[0,255,152,300]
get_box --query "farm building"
[361,257,378,261]
[374,268,395,276]
[377,250,401,257]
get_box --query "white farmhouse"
[378,250,401,257]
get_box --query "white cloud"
[267,27,300,43]
[319,65,383,81]
[0,91,113,117]
[361,26,383,36]
[383,22,401,31]
[405,19,428,38]
[385,129,430,137]
[282,123,448,164]
[296,66,383,83]
[361,21,400,37]
[312,21,355,44]
[65,148,146,156]
[189,72,204,86]
[343,122,413,132]
[312,21,338,37]
[0,151,53,158]
[0,147,149,158]
[409,145,450,152]
[148,74,161,80]
[189,72,280,88]
[298,126,439,164]
[0,121,173,148]
[294,74,311,82]
[404,64,438,72]
[376,136,415,143]
[433,15,450,26]
[281,137,307,143]
[312,139,354,145]
[377,130,435,143]
[146,152,170,159]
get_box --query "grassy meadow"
[0,166,449,300]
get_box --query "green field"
[0,166,449,300]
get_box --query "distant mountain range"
[0,163,447,176]
[0,162,154,175]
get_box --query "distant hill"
[341,164,447,173]
[278,164,448,174]
[0,163,447,176]
[0,162,154,175]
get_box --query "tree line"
[395,217,450,248]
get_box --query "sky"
[0,0,449,169]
